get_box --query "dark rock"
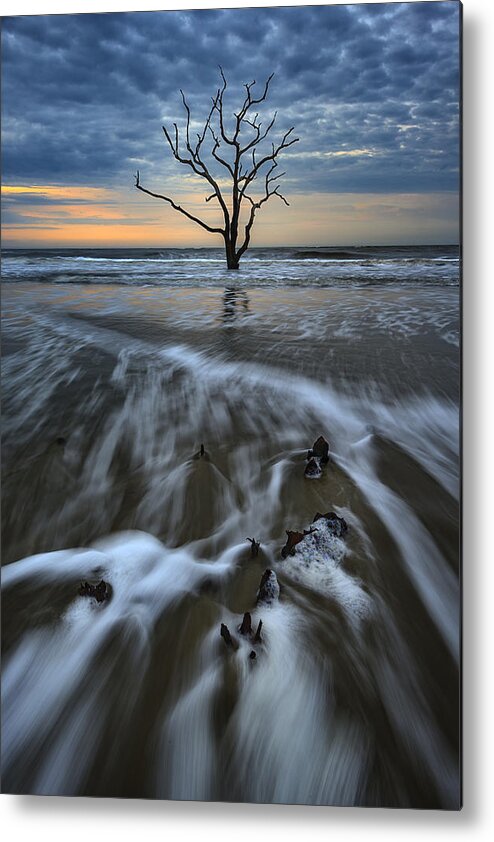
[281,530,305,558]
[79,579,110,603]
[313,511,348,537]
[238,612,252,636]
[257,569,280,605]
[56,437,66,446]
[220,623,239,650]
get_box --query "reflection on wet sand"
[222,287,250,324]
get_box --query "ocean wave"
[1,273,460,288]
[0,245,460,290]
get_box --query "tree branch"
[213,65,237,147]
[135,171,224,235]
[208,125,235,176]
[236,73,274,122]
[239,127,299,196]
[236,159,290,260]
[162,92,231,226]
[239,111,278,156]
[134,69,297,269]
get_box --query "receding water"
[1,259,460,806]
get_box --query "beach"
[1,247,460,806]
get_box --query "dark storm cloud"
[1,2,460,195]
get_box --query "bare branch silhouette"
[135,69,299,269]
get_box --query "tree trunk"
[225,239,240,270]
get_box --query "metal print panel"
[1,1,461,808]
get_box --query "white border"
[2,1,494,839]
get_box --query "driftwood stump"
[257,569,280,605]
[239,612,252,636]
[246,537,261,557]
[78,580,110,603]
[220,623,239,650]
[281,530,305,558]
[312,511,348,537]
[307,435,330,463]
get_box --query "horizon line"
[2,242,461,250]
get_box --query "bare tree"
[135,68,299,270]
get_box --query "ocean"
[1,245,461,806]
[1,244,459,287]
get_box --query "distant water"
[1,245,460,287]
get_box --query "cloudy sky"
[1,1,461,247]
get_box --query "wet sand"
[1,282,460,806]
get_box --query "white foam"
[279,520,372,626]
[1,531,239,794]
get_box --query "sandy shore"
[2,283,460,806]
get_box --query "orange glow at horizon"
[18,205,133,222]
[3,224,204,247]
[1,183,459,247]
[1,183,226,247]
